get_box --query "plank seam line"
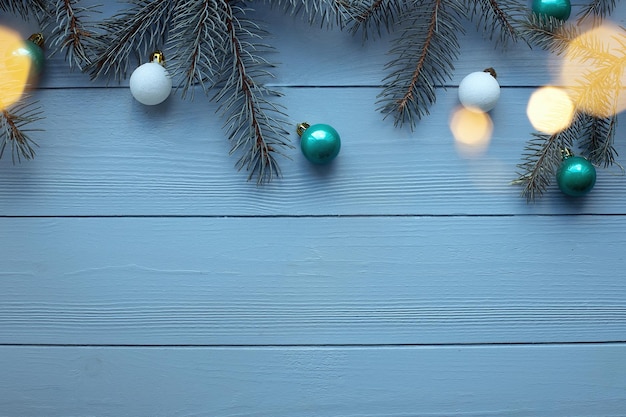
[2,341,626,348]
[1,213,625,219]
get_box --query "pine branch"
[45,0,100,70]
[463,0,525,46]
[86,0,178,81]
[264,0,341,27]
[0,0,46,19]
[0,99,43,164]
[520,14,577,55]
[579,114,618,168]
[214,1,292,183]
[337,0,410,40]
[168,0,226,98]
[578,0,617,23]
[377,0,463,128]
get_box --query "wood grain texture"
[1,87,625,216]
[1,2,625,416]
[2,216,625,345]
[2,345,626,417]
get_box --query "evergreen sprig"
[578,0,617,23]
[579,114,618,168]
[514,115,579,202]
[0,0,45,18]
[46,0,99,70]
[337,0,411,39]
[86,0,176,81]
[377,0,464,128]
[212,2,292,183]
[464,0,526,46]
[0,99,43,163]
[264,0,341,27]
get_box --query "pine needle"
[0,100,44,164]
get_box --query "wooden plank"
[1,216,625,346]
[3,3,623,89]
[1,344,626,417]
[1,87,624,216]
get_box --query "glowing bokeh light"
[0,27,32,110]
[560,22,626,117]
[527,86,576,134]
[450,106,493,157]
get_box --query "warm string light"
[527,22,625,134]
[0,27,33,110]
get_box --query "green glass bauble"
[556,156,596,197]
[298,123,341,165]
[532,0,571,20]
[12,34,45,81]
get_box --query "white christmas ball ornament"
[129,51,172,105]
[458,69,500,112]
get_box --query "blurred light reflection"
[0,26,31,110]
[527,86,575,134]
[560,22,626,118]
[450,106,493,157]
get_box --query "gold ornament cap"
[483,67,497,79]
[28,33,44,48]
[150,50,166,65]
[296,122,310,136]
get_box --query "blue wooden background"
[1,2,626,416]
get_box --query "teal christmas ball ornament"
[12,33,45,82]
[556,153,596,197]
[297,122,341,165]
[532,0,571,20]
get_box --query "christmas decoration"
[458,68,500,112]
[0,0,621,194]
[531,0,571,21]
[12,33,45,84]
[515,8,623,201]
[296,122,341,165]
[129,51,172,106]
[556,150,596,197]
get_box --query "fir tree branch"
[463,0,525,46]
[168,0,226,98]
[0,99,43,163]
[45,0,99,70]
[514,114,584,201]
[214,1,292,183]
[264,0,341,27]
[578,0,617,23]
[337,0,410,39]
[579,114,618,168]
[0,0,46,19]
[377,0,463,128]
[87,0,178,81]
[520,14,576,55]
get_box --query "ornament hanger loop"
[296,122,310,136]
[28,33,44,48]
[561,147,574,159]
[483,67,497,78]
[150,50,165,65]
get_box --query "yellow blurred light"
[0,27,31,110]
[560,22,626,117]
[527,87,575,134]
[450,106,493,157]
